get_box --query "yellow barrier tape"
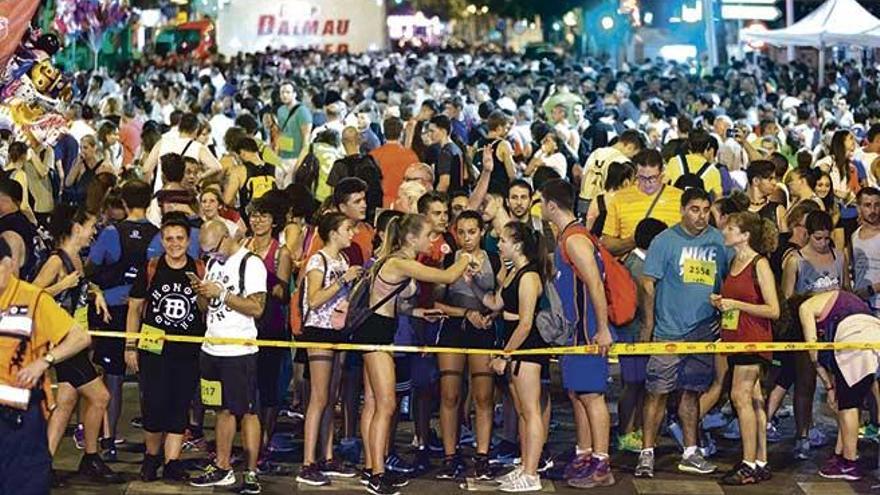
[88,331,880,356]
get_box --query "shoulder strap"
[678,152,688,176]
[239,252,257,294]
[181,139,195,157]
[317,251,329,288]
[54,250,75,274]
[643,184,666,220]
[597,194,607,216]
[281,104,300,131]
[696,161,712,178]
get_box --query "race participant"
[124,213,206,482]
[636,188,729,478]
[190,220,267,494]
[36,206,120,484]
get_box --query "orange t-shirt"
[371,143,420,208]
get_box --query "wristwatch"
[44,352,56,367]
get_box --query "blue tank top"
[795,249,845,295]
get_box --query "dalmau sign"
[216,0,386,54]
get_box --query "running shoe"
[634,450,654,478]
[861,423,880,442]
[567,458,615,489]
[489,439,520,466]
[240,470,261,494]
[537,451,555,473]
[793,437,811,461]
[721,419,742,440]
[499,472,542,493]
[473,454,492,481]
[319,458,357,478]
[78,453,124,484]
[617,430,643,453]
[809,426,829,448]
[385,452,415,474]
[563,453,595,481]
[267,433,296,453]
[678,452,717,474]
[436,455,466,480]
[426,429,444,454]
[819,456,863,481]
[495,466,522,485]
[720,462,758,485]
[776,404,793,418]
[130,417,143,429]
[366,474,401,495]
[190,463,235,487]
[182,433,207,452]
[413,447,431,473]
[755,464,772,482]
[73,424,85,450]
[700,431,718,458]
[766,422,782,444]
[139,454,161,482]
[296,464,330,486]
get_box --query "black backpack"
[293,145,320,193]
[91,220,160,292]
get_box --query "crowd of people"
[3,46,880,495]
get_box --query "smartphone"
[185,272,201,284]
[726,128,736,138]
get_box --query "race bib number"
[278,135,294,153]
[683,259,716,286]
[137,325,165,355]
[721,309,740,331]
[74,306,88,330]
[200,379,222,407]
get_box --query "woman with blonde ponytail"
[353,213,472,495]
[711,212,780,485]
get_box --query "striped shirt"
[602,184,683,241]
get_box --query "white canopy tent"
[741,0,880,81]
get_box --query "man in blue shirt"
[635,187,728,479]
[87,180,160,459]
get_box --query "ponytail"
[380,213,426,259]
[504,221,551,281]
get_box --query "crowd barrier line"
[86,331,880,356]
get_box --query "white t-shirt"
[303,250,349,329]
[153,135,207,193]
[534,150,567,180]
[202,247,268,357]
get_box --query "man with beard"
[852,187,880,314]
[507,179,533,225]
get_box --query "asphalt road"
[50,379,880,495]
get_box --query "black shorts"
[257,347,285,409]
[395,356,412,394]
[91,305,128,376]
[55,349,100,388]
[834,365,875,411]
[199,352,258,416]
[350,314,397,347]
[773,351,804,390]
[139,351,200,434]
[301,326,348,344]
[728,354,770,369]
[436,317,497,349]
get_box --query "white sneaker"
[495,466,523,484]
[500,472,542,493]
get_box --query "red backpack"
[289,225,319,336]
[559,222,637,326]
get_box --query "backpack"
[676,153,714,193]
[293,145,319,193]
[290,249,328,334]
[91,220,160,291]
[716,164,743,196]
[559,221,637,326]
[289,225,319,336]
[244,160,277,201]
[331,258,409,334]
[536,280,576,346]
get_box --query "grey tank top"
[795,248,845,295]
[446,254,494,310]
